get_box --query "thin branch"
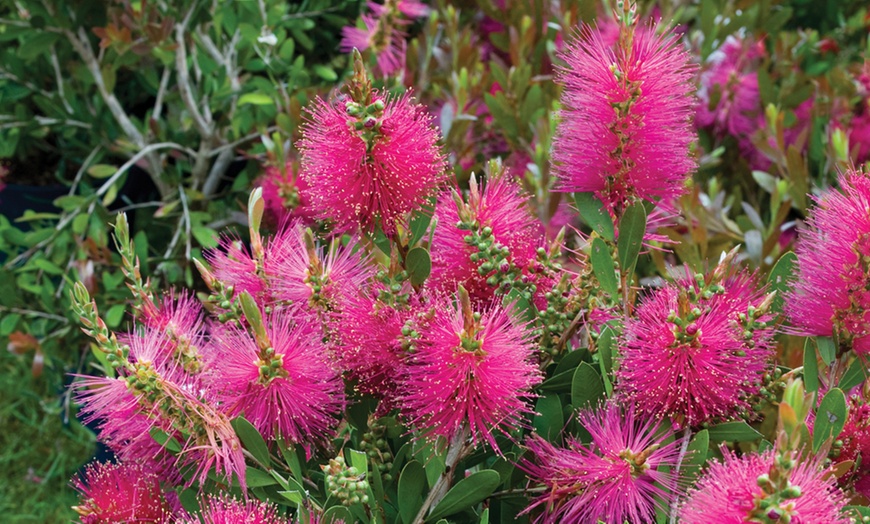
[175,6,212,138]
[0,305,69,323]
[68,145,102,197]
[49,44,73,114]
[179,185,192,261]
[202,148,235,198]
[669,428,693,524]
[152,67,171,123]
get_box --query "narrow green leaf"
[573,192,614,241]
[590,238,618,297]
[597,326,614,375]
[409,199,436,246]
[398,461,426,524]
[617,203,647,274]
[533,394,563,441]
[682,429,709,483]
[348,449,368,476]
[813,388,848,453]
[707,421,763,442]
[238,92,275,105]
[571,362,605,409]
[766,252,796,313]
[149,427,181,453]
[426,470,500,522]
[278,490,303,505]
[105,304,126,328]
[87,164,117,179]
[504,287,536,323]
[479,508,490,524]
[803,338,820,393]
[0,313,20,335]
[816,337,837,366]
[406,247,431,286]
[192,226,219,249]
[246,466,278,487]
[840,359,867,391]
[231,416,271,467]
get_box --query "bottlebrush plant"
[62,2,870,524]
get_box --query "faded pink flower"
[340,0,428,77]
[785,170,870,354]
[553,20,696,211]
[204,235,264,299]
[299,92,447,234]
[616,269,775,427]
[428,171,545,304]
[207,309,344,447]
[830,396,870,497]
[680,451,851,524]
[72,461,172,524]
[521,403,681,524]
[257,161,314,226]
[179,495,288,524]
[849,111,870,164]
[401,295,541,450]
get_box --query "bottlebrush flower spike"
[340,0,429,77]
[616,261,776,427]
[72,461,172,524]
[785,169,870,354]
[552,8,696,212]
[178,495,289,524]
[206,306,345,448]
[298,52,447,235]
[680,450,851,524]
[429,164,545,304]
[521,403,681,524]
[257,160,314,225]
[401,287,541,450]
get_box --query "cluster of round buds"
[322,456,370,506]
[737,296,776,350]
[375,268,412,307]
[361,418,395,482]
[344,98,386,153]
[462,225,536,300]
[750,367,785,413]
[536,272,574,356]
[749,453,804,523]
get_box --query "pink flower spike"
[616,268,776,427]
[786,169,870,353]
[299,91,447,235]
[206,309,345,448]
[257,161,315,225]
[680,451,851,524]
[401,294,542,451]
[178,495,289,524]
[428,169,545,305]
[553,21,697,210]
[72,461,172,523]
[521,403,681,524]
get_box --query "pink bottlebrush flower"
[785,170,870,353]
[269,223,372,320]
[553,20,697,211]
[848,111,870,164]
[697,36,767,168]
[429,171,545,304]
[206,309,344,447]
[336,285,416,403]
[257,161,315,226]
[832,396,870,497]
[521,403,681,524]
[680,451,851,524]
[340,0,428,77]
[298,91,447,235]
[179,495,288,524]
[616,269,776,427]
[137,293,208,378]
[204,235,264,299]
[401,295,542,450]
[72,461,172,524]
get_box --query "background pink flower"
[72,461,171,524]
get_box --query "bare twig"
[669,428,693,524]
[412,427,472,524]
[49,44,73,114]
[68,145,101,197]
[179,185,192,261]
[175,6,212,139]
[152,67,171,123]
[202,148,235,197]
[0,305,69,323]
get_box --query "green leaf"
[348,449,368,476]
[708,421,763,442]
[398,461,426,524]
[426,470,500,522]
[766,252,796,314]
[87,164,117,179]
[617,203,647,274]
[816,337,837,366]
[238,92,275,106]
[231,416,271,467]
[803,338,820,393]
[479,508,490,524]
[533,394,563,441]
[573,192,614,242]
[0,313,20,335]
[105,304,126,328]
[682,429,709,483]
[313,64,338,81]
[406,247,431,286]
[598,327,614,375]
[149,428,181,453]
[571,362,605,409]
[322,506,353,524]
[590,238,618,297]
[840,359,867,391]
[538,369,574,392]
[813,388,848,453]
[409,199,436,246]
[192,226,219,249]
[246,466,278,487]
[278,490,303,505]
